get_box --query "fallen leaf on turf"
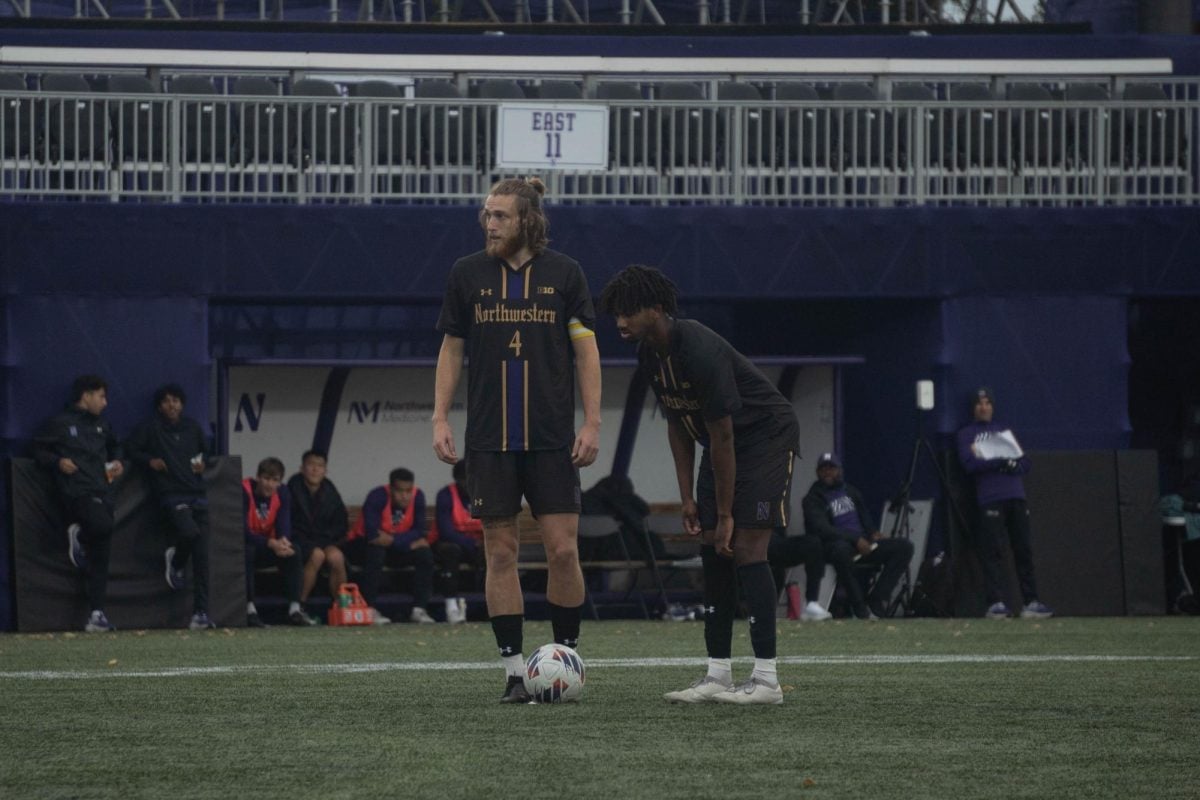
[803,778,816,788]
[107,659,118,667]
[953,630,963,637]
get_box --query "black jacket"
[801,480,876,547]
[287,474,349,548]
[32,406,122,500]
[124,414,209,500]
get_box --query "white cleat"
[800,601,832,622]
[370,608,391,625]
[711,676,784,706]
[663,675,733,704]
[410,607,435,624]
[445,597,467,624]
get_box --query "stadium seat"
[774,82,826,168]
[354,80,408,165]
[891,83,941,170]
[290,78,354,168]
[595,82,648,167]
[1063,83,1111,167]
[1007,82,1062,168]
[717,81,764,167]
[39,73,108,165]
[1120,83,1185,169]
[231,75,290,166]
[533,80,583,100]
[0,72,33,159]
[414,79,471,167]
[475,79,525,169]
[831,82,883,170]
[106,73,166,163]
[170,75,229,163]
[657,82,713,168]
[576,514,650,621]
[949,83,1006,169]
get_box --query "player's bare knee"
[544,539,580,571]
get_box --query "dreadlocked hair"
[480,176,550,254]
[599,264,679,317]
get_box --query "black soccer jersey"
[638,318,799,452]
[437,248,595,452]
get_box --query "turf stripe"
[0,653,1195,681]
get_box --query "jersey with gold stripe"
[437,248,595,452]
[638,319,798,452]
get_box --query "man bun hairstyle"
[599,264,679,318]
[482,176,550,254]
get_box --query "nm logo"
[234,393,266,433]
[347,401,381,424]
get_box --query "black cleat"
[499,675,533,704]
[247,612,268,628]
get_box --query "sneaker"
[852,604,878,621]
[800,601,832,622]
[711,676,784,706]
[1020,600,1054,619]
[164,547,185,591]
[370,608,392,625]
[288,609,318,627]
[84,610,115,633]
[410,607,435,624]
[445,597,467,625]
[985,601,1012,619]
[189,612,216,631]
[499,675,533,704]
[868,598,889,619]
[663,675,733,704]
[246,612,268,628]
[67,523,86,569]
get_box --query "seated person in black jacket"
[287,450,349,611]
[802,452,913,619]
[125,383,216,631]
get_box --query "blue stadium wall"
[3,202,1200,629]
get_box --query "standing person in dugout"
[32,374,124,633]
[956,387,1054,620]
[600,264,798,706]
[125,383,217,631]
[432,176,601,704]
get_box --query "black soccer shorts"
[465,447,581,519]
[696,443,796,531]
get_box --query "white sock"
[707,657,733,684]
[502,653,525,678]
[246,602,257,615]
[751,658,778,686]
[288,601,302,615]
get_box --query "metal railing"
[0,89,1195,206]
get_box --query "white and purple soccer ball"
[523,643,586,703]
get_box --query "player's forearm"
[667,419,696,502]
[432,335,465,422]
[573,335,602,428]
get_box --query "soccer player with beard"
[432,177,601,704]
[600,264,799,705]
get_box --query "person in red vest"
[348,468,434,624]
[243,457,311,627]
[429,460,485,624]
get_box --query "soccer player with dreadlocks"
[600,264,799,705]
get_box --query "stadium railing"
[0,74,1195,206]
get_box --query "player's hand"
[681,499,701,536]
[714,516,734,558]
[432,419,458,464]
[149,458,168,473]
[58,458,78,475]
[855,537,874,556]
[106,461,124,480]
[411,538,430,550]
[571,421,600,467]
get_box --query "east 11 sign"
[496,103,609,171]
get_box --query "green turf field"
[1,617,1197,800]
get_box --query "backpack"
[909,552,954,617]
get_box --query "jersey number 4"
[509,330,523,357]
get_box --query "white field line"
[0,654,1195,681]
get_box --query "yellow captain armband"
[567,317,595,341]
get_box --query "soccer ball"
[523,643,586,703]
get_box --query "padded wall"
[10,456,244,632]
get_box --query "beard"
[486,230,524,261]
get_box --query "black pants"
[165,502,210,614]
[767,531,825,603]
[825,537,914,611]
[355,541,435,609]
[978,498,1039,605]
[68,493,114,612]
[245,536,303,605]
